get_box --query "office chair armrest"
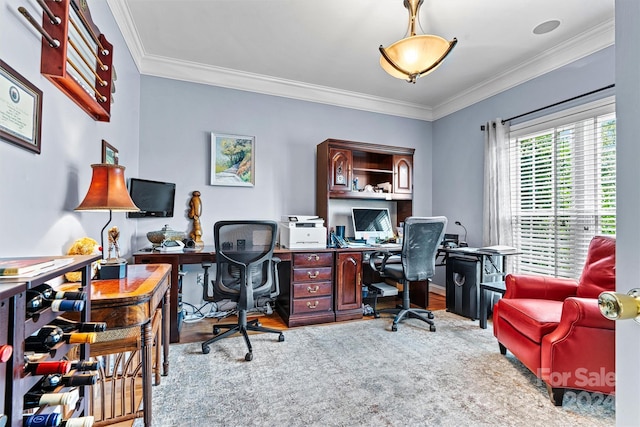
[368,250,400,274]
[270,257,281,298]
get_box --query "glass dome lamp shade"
[379,0,457,83]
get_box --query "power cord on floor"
[181,301,237,323]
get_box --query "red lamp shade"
[75,164,139,212]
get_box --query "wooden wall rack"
[19,0,114,121]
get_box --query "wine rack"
[1,255,100,427]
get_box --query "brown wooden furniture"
[316,139,415,233]
[134,249,218,343]
[1,255,98,427]
[87,263,171,427]
[0,282,25,426]
[19,0,114,121]
[134,246,371,332]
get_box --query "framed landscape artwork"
[210,132,255,187]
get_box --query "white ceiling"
[107,0,615,121]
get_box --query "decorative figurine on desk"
[101,226,128,279]
[189,190,204,247]
[107,226,122,261]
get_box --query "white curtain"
[483,119,512,247]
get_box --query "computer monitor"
[351,207,394,241]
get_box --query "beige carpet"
[140,311,614,426]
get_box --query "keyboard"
[371,243,402,250]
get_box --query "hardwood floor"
[179,292,446,345]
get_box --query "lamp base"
[99,260,127,279]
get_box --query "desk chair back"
[213,220,279,310]
[203,220,284,360]
[402,216,448,282]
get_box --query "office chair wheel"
[430,324,436,332]
[391,324,398,332]
[278,333,285,342]
[428,312,434,319]
[213,326,220,335]
[245,352,253,361]
[202,344,210,354]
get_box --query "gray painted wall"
[0,0,141,258]
[136,77,433,249]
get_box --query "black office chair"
[369,216,447,332]
[201,220,284,361]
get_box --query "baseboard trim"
[430,284,445,296]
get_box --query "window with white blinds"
[508,98,616,278]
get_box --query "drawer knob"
[307,254,320,261]
[307,285,320,293]
[307,271,319,279]
[307,301,319,309]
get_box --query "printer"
[279,215,327,249]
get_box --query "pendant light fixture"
[379,0,457,83]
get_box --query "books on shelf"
[0,257,74,279]
[0,258,56,276]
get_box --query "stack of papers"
[480,245,518,253]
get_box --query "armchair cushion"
[504,274,578,301]
[576,235,616,298]
[497,299,563,343]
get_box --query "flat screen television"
[127,178,176,218]
[351,207,394,241]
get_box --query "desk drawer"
[292,281,332,299]
[293,252,333,267]
[293,266,332,283]
[292,296,333,314]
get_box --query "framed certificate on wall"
[0,60,42,154]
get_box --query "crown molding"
[107,1,614,122]
[138,55,435,121]
[431,19,615,120]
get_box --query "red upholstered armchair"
[493,235,616,405]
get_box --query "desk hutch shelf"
[316,139,415,234]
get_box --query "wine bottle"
[24,360,72,376]
[0,344,12,363]
[25,291,45,314]
[62,332,97,345]
[23,413,61,427]
[23,389,79,409]
[50,317,106,333]
[25,327,63,352]
[61,416,94,427]
[68,360,101,372]
[32,283,86,301]
[50,300,85,313]
[39,372,98,390]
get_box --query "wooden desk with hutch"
[135,139,418,340]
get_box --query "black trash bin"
[446,256,480,320]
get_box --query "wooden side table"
[479,281,506,329]
[88,264,171,427]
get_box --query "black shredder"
[446,256,480,320]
